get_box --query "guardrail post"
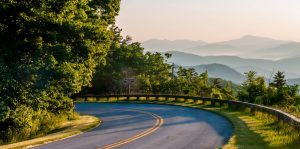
[126,95,130,101]
[250,105,255,115]
[219,100,224,107]
[228,101,236,110]
[182,97,186,103]
[202,99,206,105]
[211,99,216,106]
[191,98,196,103]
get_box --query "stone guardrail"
[74,94,300,130]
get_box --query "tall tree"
[138,52,172,93]
[238,71,267,103]
[0,0,120,143]
[270,71,286,103]
[271,71,286,91]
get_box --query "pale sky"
[116,0,300,42]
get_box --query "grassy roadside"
[171,103,300,149]
[1,115,100,149]
[82,97,300,149]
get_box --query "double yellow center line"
[99,109,164,149]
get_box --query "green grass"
[173,103,300,149]
[83,97,300,149]
[1,116,100,149]
[273,105,300,119]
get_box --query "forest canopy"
[0,0,120,143]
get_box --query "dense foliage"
[85,30,236,100]
[238,71,300,110]
[0,0,120,143]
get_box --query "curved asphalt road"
[34,103,233,149]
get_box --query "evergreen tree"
[271,71,286,90]
[271,71,287,103]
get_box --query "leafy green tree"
[212,78,222,89]
[209,78,222,98]
[138,53,172,93]
[86,27,146,94]
[193,71,210,97]
[0,0,120,143]
[84,26,174,95]
[222,82,235,100]
[283,85,299,105]
[238,71,267,103]
[176,67,198,94]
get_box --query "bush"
[0,105,73,144]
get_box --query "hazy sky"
[116,0,300,42]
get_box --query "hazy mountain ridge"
[167,51,300,78]
[243,42,300,59]
[142,35,297,59]
[287,78,300,86]
[143,35,300,83]
[185,44,239,56]
[189,63,300,86]
[187,64,245,84]
[217,35,289,50]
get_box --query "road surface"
[34,103,233,149]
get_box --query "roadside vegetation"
[238,71,300,118]
[189,105,300,149]
[0,0,120,144]
[0,115,100,149]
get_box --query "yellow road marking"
[98,109,164,149]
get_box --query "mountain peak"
[241,35,267,39]
[217,35,289,50]
[241,35,259,38]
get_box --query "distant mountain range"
[167,51,300,79]
[187,64,245,84]
[216,35,288,50]
[242,42,300,60]
[142,35,299,60]
[287,78,300,86]
[142,35,300,85]
[186,63,300,85]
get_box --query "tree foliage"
[85,31,235,100]
[238,71,300,106]
[238,71,267,103]
[0,0,120,143]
